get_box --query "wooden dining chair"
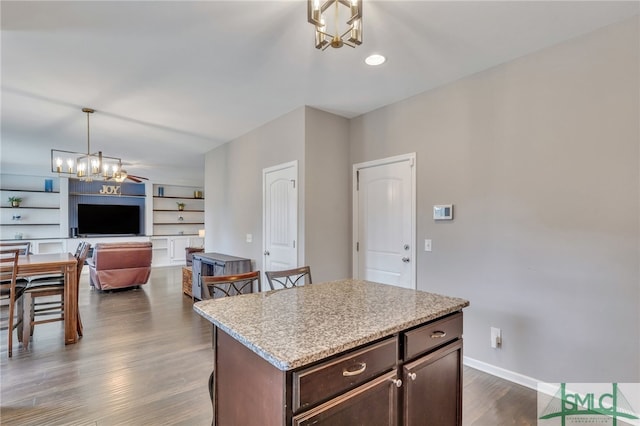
[200,269,261,419]
[0,241,31,255]
[0,249,25,357]
[265,266,312,290]
[22,242,90,347]
[0,242,30,286]
[201,271,261,299]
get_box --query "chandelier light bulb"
[91,158,100,174]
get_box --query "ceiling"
[1,1,638,185]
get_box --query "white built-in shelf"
[154,223,204,226]
[1,176,63,240]
[154,209,203,212]
[69,192,145,198]
[152,184,205,242]
[1,206,59,210]
[153,196,204,200]
[3,223,59,226]
[2,189,60,194]
[153,233,200,236]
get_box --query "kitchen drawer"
[293,336,398,412]
[292,371,399,426]
[404,312,462,361]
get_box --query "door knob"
[264,250,270,256]
[402,257,410,263]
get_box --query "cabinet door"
[192,258,203,300]
[213,261,226,275]
[403,340,462,426]
[293,371,399,426]
[169,237,190,263]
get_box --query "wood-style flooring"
[1,266,537,425]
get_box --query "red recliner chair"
[87,242,152,290]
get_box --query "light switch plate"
[246,233,252,243]
[491,327,502,348]
[424,239,432,252]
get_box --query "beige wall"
[204,107,305,271]
[350,17,639,382]
[304,107,351,282]
[204,106,352,283]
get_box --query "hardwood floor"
[1,266,537,425]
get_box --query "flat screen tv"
[78,204,141,236]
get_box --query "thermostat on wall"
[433,204,453,220]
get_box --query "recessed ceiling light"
[365,54,386,66]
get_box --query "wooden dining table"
[16,252,79,346]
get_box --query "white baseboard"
[463,356,542,392]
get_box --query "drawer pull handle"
[431,331,446,339]
[408,372,417,381]
[390,378,403,388]
[342,362,367,377]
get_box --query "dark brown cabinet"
[211,312,463,425]
[402,340,463,426]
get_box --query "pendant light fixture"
[51,108,123,182]
[308,0,362,50]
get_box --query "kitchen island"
[194,279,469,425]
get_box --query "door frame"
[352,153,417,288]
[262,160,299,284]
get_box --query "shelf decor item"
[8,196,22,207]
[194,190,203,199]
[44,179,53,192]
[177,202,185,211]
[158,186,164,197]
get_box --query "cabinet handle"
[342,362,367,377]
[390,378,403,388]
[431,330,446,339]
[408,372,417,381]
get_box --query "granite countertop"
[193,279,469,371]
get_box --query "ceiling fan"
[108,168,149,183]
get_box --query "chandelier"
[51,108,125,182]
[308,0,362,50]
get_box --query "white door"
[263,161,298,285]
[353,154,416,289]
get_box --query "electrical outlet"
[246,233,252,243]
[424,239,432,252]
[491,327,502,349]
